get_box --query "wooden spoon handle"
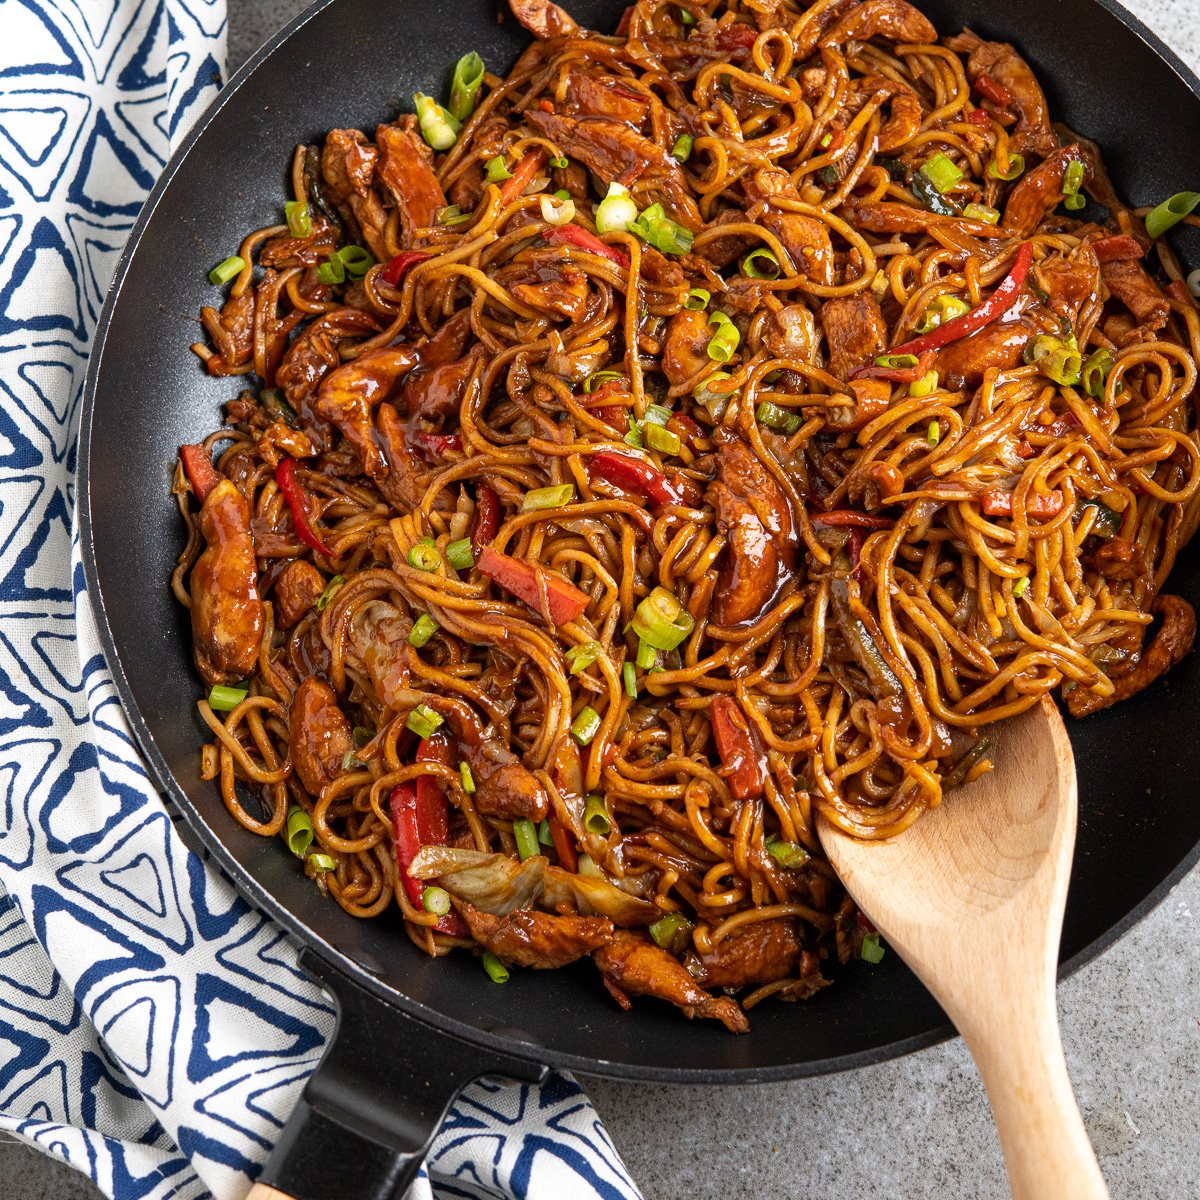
[963,990,1109,1200]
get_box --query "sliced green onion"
[460,761,476,793]
[585,370,623,393]
[481,951,509,983]
[679,7,697,25]
[435,204,472,227]
[308,852,336,872]
[914,295,970,334]
[286,807,314,857]
[875,352,920,369]
[962,202,1000,225]
[707,321,740,363]
[1064,192,1086,211]
[571,706,602,746]
[316,256,344,286]
[927,419,941,446]
[1145,191,1200,238]
[449,51,485,123]
[414,92,461,151]
[645,423,681,455]
[406,704,444,739]
[316,574,345,612]
[684,287,710,311]
[1081,349,1115,399]
[908,370,939,398]
[708,309,732,328]
[595,181,638,233]
[1027,335,1082,386]
[629,202,694,254]
[635,638,657,670]
[408,613,439,648]
[920,152,963,194]
[644,403,673,426]
[1012,575,1030,598]
[1062,160,1085,197]
[338,245,375,280]
[208,255,244,285]
[422,885,453,916]
[624,416,644,448]
[649,912,692,954]
[623,660,638,699]
[741,247,781,279]
[208,684,247,712]
[756,400,801,435]
[553,188,571,201]
[988,153,1025,182]
[540,193,576,225]
[584,793,612,834]
[285,201,312,238]
[632,586,694,650]
[671,133,693,163]
[859,931,885,964]
[446,537,475,571]
[538,817,553,846]
[485,154,513,183]
[764,834,810,869]
[513,817,541,861]
[565,640,604,675]
[693,371,734,418]
[820,132,833,148]
[549,154,569,169]
[408,541,442,571]
[523,482,575,511]
[577,853,603,877]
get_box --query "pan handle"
[249,947,548,1200]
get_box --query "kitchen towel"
[0,2,641,1198]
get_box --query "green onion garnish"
[671,133,693,163]
[286,807,314,856]
[632,586,694,650]
[859,931,885,963]
[208,684,247,712]
[585,369,623,393]
[645,423,681,455]
[623,660,638,699]
[679,7,696,25]
[755,400,801,435]
[962,201,1000,225]
[460,761,476,793]
[408,613,439,648]
[513,817,541,861]
[584,793,612,834]
[565,640,604,675]
[920,152,963,194]
[540,193,576,225]
[820,132,833,148]
[316,574,345,612]
[649,912,692,954]
[706,321,740,363]
[927,419,941,446]
[316,256,344,286]
[910,370,939,398]
[595,181,638,233]
[693,371,734,418]
[449,51,485,123]
[538,817,553,846]
[914,295,970,334]
[874,352,920,369]
[549,154,569,169]
[486,155,513,183]
[635,638,657,670]
[208,256,244,285]
[446,537,475,570]
[741,248,781,279]
[408,541,442,571]
[414,91,461,151]
[422,885,452,915]
[571,706,602,746]
[481,951,509,982]
[624,416,644,448]
[1081,348,1115,399]
[337,244,375,280]
[523,483,575,511]
[1145,191,1200,239]
[285,201,312,238]
[644,403,672,426]
[629,202,694,255]
[308,852,337,872]
[1012,576,1030,598]
[988,153,1025,182]
[406,704,444,739]
[684,287,710,311]
[1026,335,1082,386]
[764,835,810,869]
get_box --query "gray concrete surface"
[4,1,1197,1197]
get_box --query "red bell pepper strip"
[380,250,432,288]
[890,242,1034,359]
[409,430,463,461]
[1091,235,1144,263]
[588,450,686,506]
[549,814,578,872]
[974,73,1013,107]
[477,545,590,625]
[180,444,220,503]
[415,732,453,845]
[709,696,765,802]
[275,456,334,556]
[849,349,936,383]
[965,107,992,128]
[543,224,630,271]
[811,511,896,529]
[980,488,1065,519]
[498,148,549,207]
[390,782,428,908]
[472,483,500,552]
[593,404,628,430]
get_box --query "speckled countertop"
[3,2,1198,1198]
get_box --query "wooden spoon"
[818,695,1109,1200]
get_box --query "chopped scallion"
[522,482,575,511]
[316,574,345,612]
[316,256,344,286]
[649,912,692,954]
[208,256,244,285]
[623,660,638,699]
[422,885,452,915]
[914,295,970,334]
[755,400,801,435]
[671,133,693,163]
[460,761,476,793]
[635,638,657,670]
[565,640,604,675]
[538,817,553,846]
[308,852,336,872]
[595,181,638,233]
[481,951,509,982]
[684,287,710,311]
[584,793,612,835]
[571,705,602,746]
[549,154,569,169]
[910,370,940,398]
[962,201,1000,225]
[406,704,444,739]
[644,403,673,426]
[875,352,920,369]
[632,586,694,651]
[337,244,375,280]
[921,152,963,194]
[1145,190,1200,238]
[1081,349,1115,399]
[414,92,461,151]
[486,154,513,182]
[741,247,781,279]
[513,817,540,861]
[286,806,314,857]
[208,684,247,712]
[577,853,603,877]
[408,613,439,648]
[1012,576,1030,598]
[645,423,681,454]
[449,52,485,124]
[707,320,740,363]
[927,419,941,446]
[585,369,623,393]
[285,201,312,238]
[629,202,693,254]
[408,541,442,571]
[764,834,810,869]
[446,538,475,571]
[859,931,885,964]
[988,153,1025,182]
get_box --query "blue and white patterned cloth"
[0,3,642,1198]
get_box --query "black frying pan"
[79,2,1200,1197]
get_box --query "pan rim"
[77,0,1200,1084]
